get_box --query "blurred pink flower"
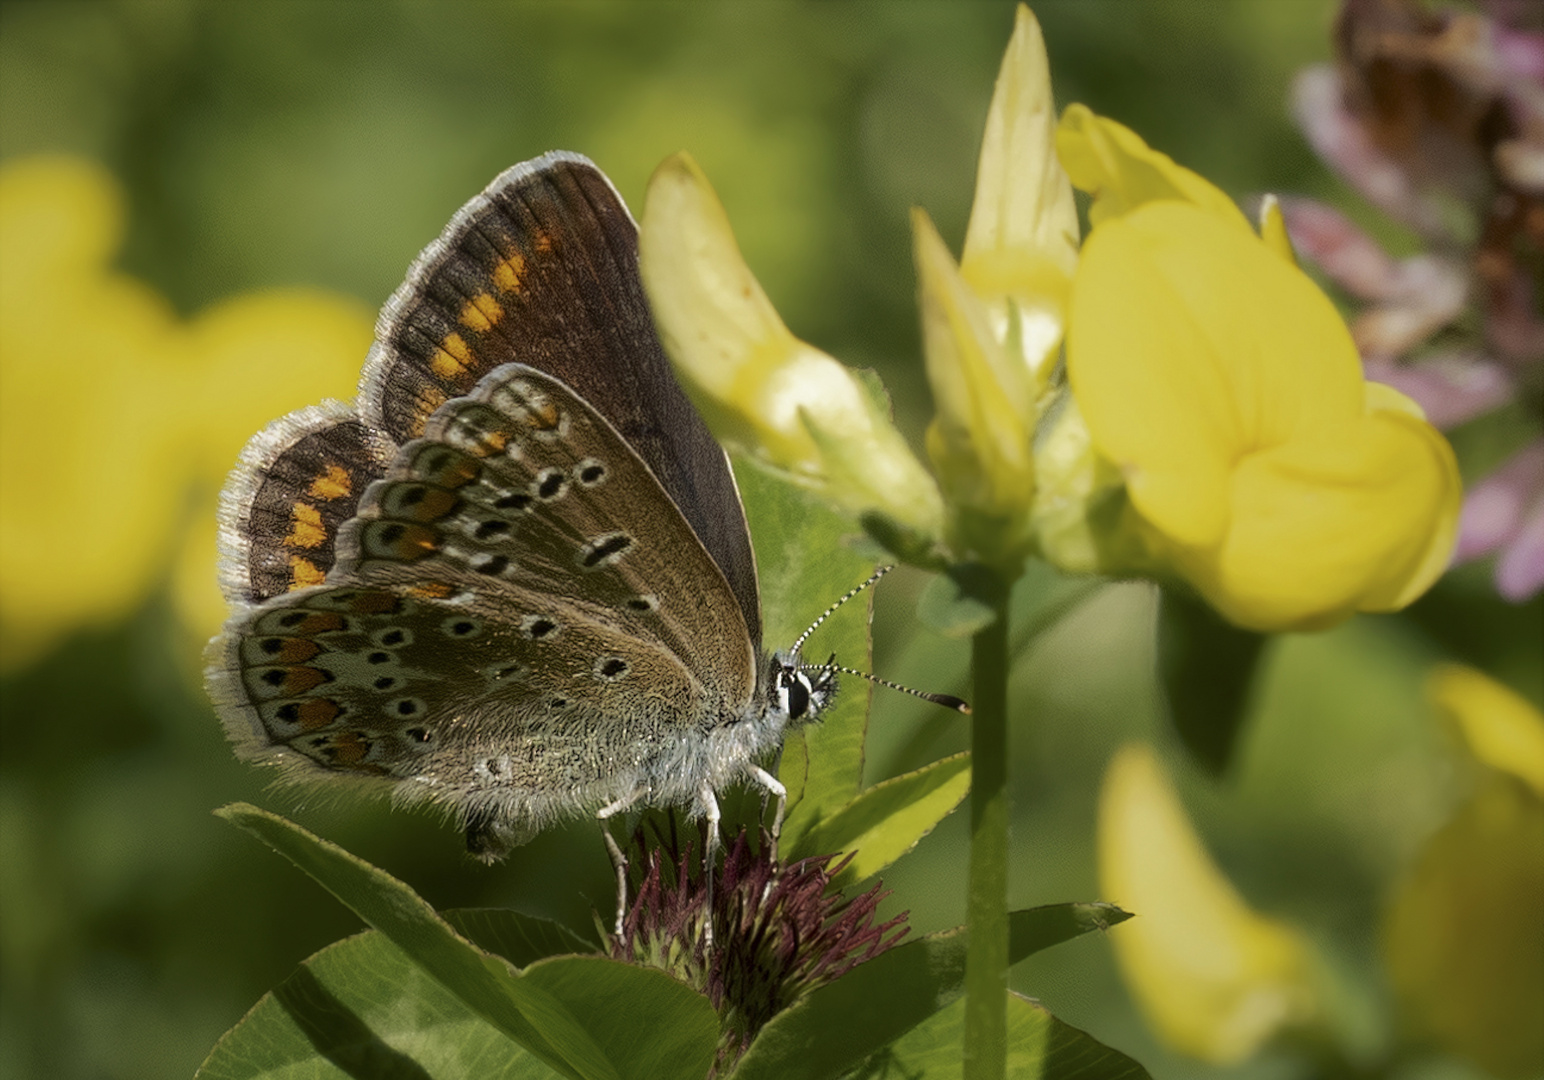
[1287,0,1544,600]
[1455,438,1544,600]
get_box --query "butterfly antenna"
[790,565,894,656]
[803,656,971,714]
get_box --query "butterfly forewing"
[217,403,394,606]
[359,153,761,652]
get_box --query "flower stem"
[963,574,1010,1080]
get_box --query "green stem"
[963,577,1010,1080]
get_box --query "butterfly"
[206,153,843,928]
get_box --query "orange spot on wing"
[308,464,352,501]
[285,503,326,549]
[374,523,439,561]
[271,638,322,663]
[294,698,343,730]
[288,555,326,588]
[493,253,525,293]
[459,293,503,332]
[430,333,473,378]
[403,486,460,521]
[306,731,375,768]
[533,233,552,253]
[275,666,330,695]
[405,581,454,599]
[344,590,401,614]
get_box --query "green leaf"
[789,752,971,887]
[727,903,1129,1080]
[197,932,721,1080]
[1010,903,1131,956]
[1156,586,1271,775]
[917,564,1002,638]
[733,453,874,848]
[445,909,596,968]
[215,804,616,1080]
[197,931,558,1080]
[854,992,1152,1079]
[522,957,719,1080]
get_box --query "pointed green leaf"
[445,909,596,968]
[197,932,721,1080]
[215,803,612,1080]
[197,931,559,1080]
[860,991,1152,1078]
[728,902,1129,1080]
[788,752,971,886]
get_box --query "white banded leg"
[597,786,647,939]
[697,785,722,948]
[745,764,787,862]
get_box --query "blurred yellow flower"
[1098,743,1317,1065]
[1057,108,1462,631]
[1383,666,1544,1079]
[639,151,943,539]
[0,156,371,670]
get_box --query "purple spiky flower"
[608,826,909,1071]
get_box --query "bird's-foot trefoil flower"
[1054,106,1464,631]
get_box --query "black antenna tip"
[928,694,972,714]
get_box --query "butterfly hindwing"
[212,363,758,833]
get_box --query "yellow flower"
[1098,743,1317,1065]
[1056,107,1462,631]
[913,4,1077,571]
[1383,666,1544,1079]
[0,156,371,670]
[639,151,942,539]
[0,158,186,669]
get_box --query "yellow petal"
[1069,202,1364,549]
[1385,774,1544,1079]
[641,152,941,534]
[1255,194,1296,265]
[1194,410,1460,629]
[1428,665,1544,797]
[1099,744,1316,1064]
[1056,104,1250,229]
[914,208,1033,523]
[961,4,1079,389]
[1363,379,1427,421]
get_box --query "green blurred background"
[1,2,1539,1078]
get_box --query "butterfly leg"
[745,764,787,863]
[697,784,722,948]
[597,787,647,939]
